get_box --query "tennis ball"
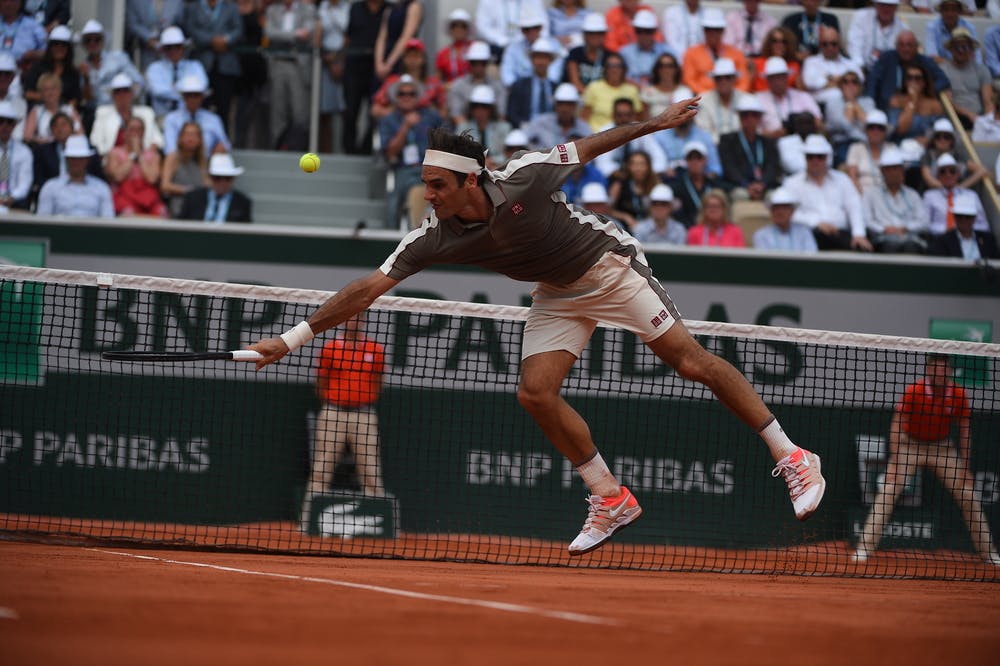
[299,153,320,173]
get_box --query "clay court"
[1,540,998,666]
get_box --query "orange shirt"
[750,57,800,92]
[681,44,750,94]
[898,379,970,442]
[316,338,385,409]
[604,5,661,52]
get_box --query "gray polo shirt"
[380,143,638,287]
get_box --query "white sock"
[575,452,620,497]
[759,418,798,462]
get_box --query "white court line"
[0,607,19,620]
[90,549,619,627]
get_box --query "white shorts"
[521,249,681,360]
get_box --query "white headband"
[423,149,483,174]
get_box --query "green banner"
[2,375,997,551]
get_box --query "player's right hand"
[248,337,290,370]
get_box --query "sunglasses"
[82,35,103,43]
[806,154,827,160]
[635,28,655,34]
[937,167,958,174]
[396,90,418,97]
[951,44,972,52]
[686,153,706,159]
[0,118,16,125]
[210,175,234,181]
[842,78,860,85]
[820,41,840,47]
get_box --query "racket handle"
[231,350,264,362]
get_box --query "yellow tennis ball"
[299,153,320,173]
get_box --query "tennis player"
[853,354,1000,565]
[251,96,827,555]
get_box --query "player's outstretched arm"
[572,96,701,165]
[250,270,399,369]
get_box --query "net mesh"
[2,266,999,581]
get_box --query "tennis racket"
[101,350,263,363]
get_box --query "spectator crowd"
[3,0,998,259]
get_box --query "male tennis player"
[853,354,1000,565]
[251,96,827,555]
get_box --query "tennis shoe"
[986,552,1000,566]
[568,486,642,556]
[851,548,869,564]
[772,447,826,521]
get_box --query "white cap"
[465,41,491,62]
[519,13,545,29]
[874,0,900,5]
[468,84,496,105]
[64,135,96,158]
[878,147,905,167]
[932,118,955,134]
[110,73,134,91]
[865,109,888,126]
[580,182,609,204]
[176,74,209,94]
[632,10,659,30]
[768,187,798,207]
[505,128,529,147]
[935,152,958,171]
[650,183,674,202]
[0,100,20,120]
[553,83,580,103]
[802,133,832,156]
[0,52,16,72]
[736,95,764,113]
[583,12,608,32]
[951,192,978,216]
[81,19,104,35]
[683,140,709,157]
[701,8,726,29]
[711,58,737,78]
[582,13,608,33]
[209,153,245,177]
[447,8,472,23]
[160,26,185,46]
[763,56,789,76]
[530,37,560,56]
[49,25,72,42]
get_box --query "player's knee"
[517,381,557,414]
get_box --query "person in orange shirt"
[604,0,660,52]
[301,313,387,529]
[681,8,750,95]
[853,354,1000,565]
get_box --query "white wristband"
[280,320,315,352]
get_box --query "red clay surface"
[1,541,998,666]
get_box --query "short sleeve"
[494,142,583,193]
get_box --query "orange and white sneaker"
[568,486,643,556]
[771,447,827,520]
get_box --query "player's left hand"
[248,337,290,370]
[657,96,701,131]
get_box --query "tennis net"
[2,266,998,581]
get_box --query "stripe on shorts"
[611,245,682,322]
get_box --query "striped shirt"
[380,143,638,286]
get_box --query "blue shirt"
[378,108,444,168]
[984,25,1000,79]
[36,175,115,218]
[752,223,818,252]
[499,37,564,87]
[523,112,592,150]
[560,162,606,206]
[653,125,722,177]
[87,50,146,106]
[163,107,231,155]
[145,58,210,117]
[204,189,232,223]
[633,217,687,245]
[618,42,676,87]
[0,15,46,63]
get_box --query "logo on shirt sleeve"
[556,144,569,163]
[650,309,669,328]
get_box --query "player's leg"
[518,313,641,555]
[854,441,919,560]
[645,319,826,519]
[351,409,387,497]
[302,404,347,529]
[924,442,1000,563]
